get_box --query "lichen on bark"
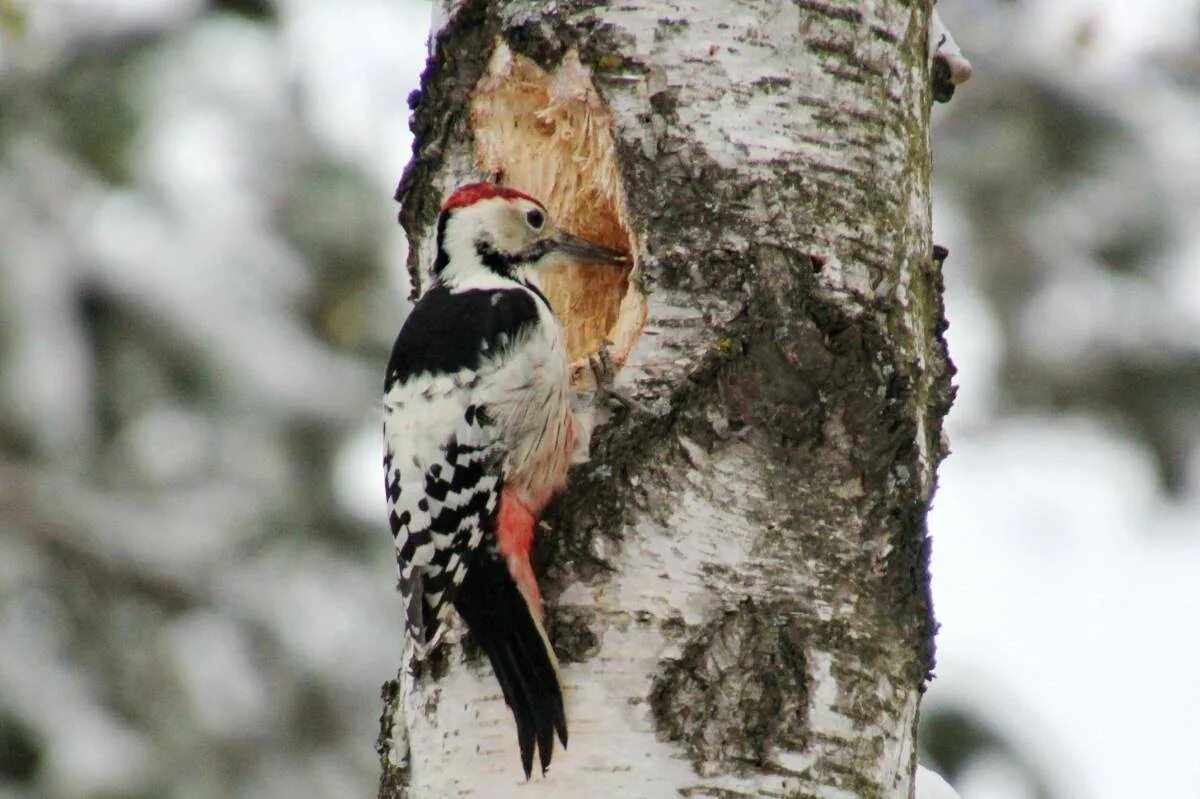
[650,599,810,773]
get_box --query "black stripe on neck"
[477,238,556,278]
[475,241,554,312]
[522,279,553,313]
[476,240,516,278]
[432,213,450,274]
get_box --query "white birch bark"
[380,1,953,797]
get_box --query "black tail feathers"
[454,549,567,778]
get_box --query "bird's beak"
[550,230,629,267]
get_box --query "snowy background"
[1,1,1197,797]
[925,3,1200,799]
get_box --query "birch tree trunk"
[379,1,953,797]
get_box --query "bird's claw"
[588,340,641,413]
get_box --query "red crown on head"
[440,182,544,213]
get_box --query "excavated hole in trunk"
[470,42,645,381]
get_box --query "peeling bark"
[383,1,953,797]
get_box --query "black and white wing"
[382,285,539,648]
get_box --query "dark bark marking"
[650,600,810,770]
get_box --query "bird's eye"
[525,209,545,230]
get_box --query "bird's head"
[432,182,627,287]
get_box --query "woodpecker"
[929,9,972,103]
[383,182,626,778]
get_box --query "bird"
[382,181,627,777]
